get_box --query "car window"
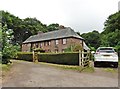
[99,50,114,53]
[96,48,115,53]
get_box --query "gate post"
[33,50,38,63]
[88,50,91,67]
[81,50,84,67]
[79,50,81,66]
[33,50,35,62]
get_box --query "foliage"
[17,52,79,65]
[64,44,83,52]
[17,52,33,61]
[103,11,120,34]
[2,44,20,59]
[101,11,120,51]
[1,21,20,64]
[81,30,101,49]
[33,48,45,52]
[47,23,59,31]
[101,29,120,47]
[73,44,83,52]
[1,10,60,46]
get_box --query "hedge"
[17,52,33,62]
[17,52,79,65]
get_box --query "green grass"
[119,58,120,66]
[103,68,118,73]
[81,67,95,73]
[39,62,94,73]
[0,64,11,72]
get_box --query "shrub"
[17,52,33,61]
[64,44,83,52]
[2,44,20,64]
[33,48,45,53]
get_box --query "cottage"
[22,27,89,52]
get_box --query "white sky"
[0,0,119,34]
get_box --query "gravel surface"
[2,60,118,87]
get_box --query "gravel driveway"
[2,60,118,87]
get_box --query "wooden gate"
[79,50,90,67]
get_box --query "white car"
[94,47,118,68]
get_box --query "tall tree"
[101,11,120,50]
[81,30,101,49]
[102,11,120,34]
[47,23,59,31]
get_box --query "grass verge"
[39,62,94,73]
[118,58,120,66]
[0,63,12,78]
[103,68,118,73]
[1,64,11,72]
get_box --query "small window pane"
[55,40,59,45]
[49,41,51,45]
[63,39,67,44]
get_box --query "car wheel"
[114,63,118,68]
[94,62,98,67]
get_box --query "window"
[40,43,42,47]
[36,43,38,48]
[55,40,59,45]
[44,42,47,46]
[48,41,51,46]
[47,41,51,46]
[44,42,46,46]
[62,39,67,44]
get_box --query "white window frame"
[63,39,67,44]
[40,43,42,47]
[55,40,59,45]
[48,41,51,46]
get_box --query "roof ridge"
[23,28,83,43]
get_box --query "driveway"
[2,60,118,87]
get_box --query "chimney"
[38,31,43,35]
[118,1,120,11]
[59,25,66,30]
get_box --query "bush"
[2,44,20,64]
[17,52,79,65]
[64,44,83,52]
[33,48,45,53]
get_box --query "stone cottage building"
[22,27,89,52]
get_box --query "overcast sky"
[0,0,119,34]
